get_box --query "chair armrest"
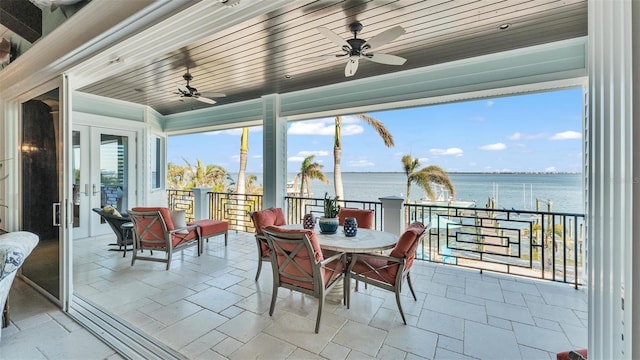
[320,251,346,266]
[351,252,403,264]
[168,224,199,235]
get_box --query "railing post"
[192,187,210,220]
[379,196,404,236]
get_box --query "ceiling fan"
[175,72,225,105]
[305,21,407,77]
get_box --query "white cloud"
[287,150,329,162]
[297,150,330,157]
[508,132,521,140]
[418,157,429,163]
[230,154,240,161]
[288,118,363,136]
[545,166,557,172]
[550,130,581,140]
[251,154,262,159]
[486,100,494,107]
[429,148,464,156]
[348,159,375,167]
[479,143,506,151]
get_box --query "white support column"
[379,196,404,236]
[192,187,210,220]
[262,94,287,209]
[588,1,638,358]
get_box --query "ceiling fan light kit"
[306,21,407,77]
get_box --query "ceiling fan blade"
[365,53,407,65]
[177,85,190,94]
[300,54,348,62]
[345,58,359,77]
[317,27,351,48]
[194,96,216,105]
[363,25,405,50]
[199,92,226,98]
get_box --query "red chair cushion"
[252,208,287,235]
[338,208,374,229]
[131,207,175,230]
[252,208,287,255]
[263,226,329,290]
[190,219,228,237]
[351,256,396,285]
[556,349,587,360]
[387,222,426,278]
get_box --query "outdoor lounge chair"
[262,226,346,333]
[249,208,287,281]
[128,207,201,270]
[92,207,133,256]
[346,221,429,325]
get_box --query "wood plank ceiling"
[79,0,587,116]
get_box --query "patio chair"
[248,208,287,281]
[338,208,374,229]
[92,207,133,256]
[346,221,429,325]
[262,226,346,333]
[128,207,201,270]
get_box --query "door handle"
[92,184,100,195]
[80,183,89,196]
[53,203,61,226]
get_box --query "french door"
[72,125,136,239]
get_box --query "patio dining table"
[281,224,398,253]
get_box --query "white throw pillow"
[170,210,188,234]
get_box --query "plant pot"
[318,217,339,234]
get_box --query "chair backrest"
[388,222,429,277]
[262,225,324,292]
[129,207,173,249]
[338,208,374,229]
[250,208,286,235]
[92,207,130,243]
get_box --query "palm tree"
[183,159,230,191]
[235,127,249,195]
[298,155,329,198]
[334,115,394,201]
[402,154,455,202]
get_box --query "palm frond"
[356,114,395,147]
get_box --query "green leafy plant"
[323,192,340,218]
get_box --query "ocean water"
[234,172,584,214]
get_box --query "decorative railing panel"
[406,204,585,288]
[167,189,195,222]
[285,196,383,230]
[209,192,263,232]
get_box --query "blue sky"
[168,88,583,174]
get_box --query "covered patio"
[64,230,586,359]
[0,0,637,359]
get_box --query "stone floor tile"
[485,299,534,324]
[463,321,520,360]
[217,310,272,343]
[416,310,464,339]
[437,335,464,353]
[321,342,351,360]
[423,294,487,323]
[333,321,387,357]
[229,333,296,360]
[512,322,574,353]
[383,323,438,359]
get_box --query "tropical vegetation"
[333,115,394,201]
[295,154,328,198]
[167,158,233,191]
[401,154,455,202]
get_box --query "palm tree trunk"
[236,127,248,223]
[334,116,344,202]
[406,179,412,203]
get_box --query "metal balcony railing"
[167,190,585,287]
[405,203,585,288]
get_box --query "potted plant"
[318,192,340,234]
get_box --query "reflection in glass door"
[98,134,129,213]
[72,126,135,239]
[21,88,62,300]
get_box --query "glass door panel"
[21,88,62,300]
[99,134,129,213]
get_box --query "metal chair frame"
[346,227,428,325]
[128,210,201,270]
[262,227,346,333]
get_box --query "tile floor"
[6,231,587,359]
